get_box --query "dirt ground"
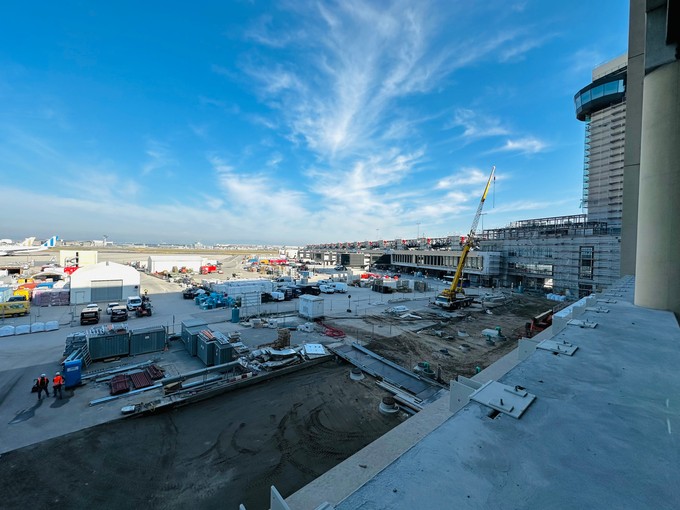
[349,293,557,382]
[0,362,405,510]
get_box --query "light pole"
[417,222,421,241]
[347,294,352,313]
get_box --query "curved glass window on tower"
[574,73,626,121]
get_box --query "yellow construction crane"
[435,165,496,309]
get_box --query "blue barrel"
[231,307,240,323]
[63,359,82,388]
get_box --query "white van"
[319,284,335,294]
[126,296,142,311]
[330,282,348,293]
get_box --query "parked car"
[110,305,128,322]
[105,302,119,314]
[126,296,142,311]
[183,288,199,299]
[80,308,100,325]
[319,284,335,294]
[85,303,102,312]
[330,282,348,293]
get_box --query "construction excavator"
[435,166,496,310]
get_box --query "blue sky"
[0,1,629,246]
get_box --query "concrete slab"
[290,280,680,509]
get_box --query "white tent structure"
[69,261,141,304]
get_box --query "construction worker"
[52,371,65,399]
[36,374,49,400]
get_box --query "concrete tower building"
[574,55,627,230]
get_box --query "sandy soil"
[347,293,557,382]
[0,362,405,510]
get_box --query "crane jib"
[441,165,496,304]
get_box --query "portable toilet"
[63,359,82,388]
[231,307,240,323]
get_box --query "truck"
[0,300,30,317]
[200,265,218,275]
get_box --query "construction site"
[348,292,557,382]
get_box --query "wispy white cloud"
[494,137,547,154]
[498,33,556,63]
[189,123,208,138]
[436,167,492,189]
[142,140,176,175]
[491,197,573,214]
[240,1,526,159]
[448,109,509,139]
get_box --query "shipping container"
[182,325,205,356]
[88,332,130,361]
[129,326,167,355]
[214,343,235,365]
[197,336,215,366]
[181,318,207,336]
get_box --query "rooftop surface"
[289,277,680,509]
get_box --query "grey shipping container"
[197,336,215,366]
[183,325,206,356]
[181,319,207,337]
[130,326,167,356]
[88,333,130,361]
[214,343,235,365]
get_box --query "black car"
[80,309,100,325]
[183,288,198,299]
[110,306,128,322]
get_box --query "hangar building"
[69,261,141,304]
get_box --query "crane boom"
[439,166,495,305]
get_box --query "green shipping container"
[183,325,206,356]
[197,336,215,366]
[214,343,235,365]
[130,326,167,355]
[88,333,130,361]
[181,319,207,338]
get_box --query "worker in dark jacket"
[53,371,65,399]
[36,374,49,400]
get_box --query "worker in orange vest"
[35,374,49,400]
[52,371,65,399]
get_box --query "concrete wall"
[621,0,646,276]
[633,1,680,317]
[634,60,680,314]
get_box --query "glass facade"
[574,79,625,112]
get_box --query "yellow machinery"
[435,166,496,309]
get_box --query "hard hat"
[41,373,46,377]
[55,372,60,375]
